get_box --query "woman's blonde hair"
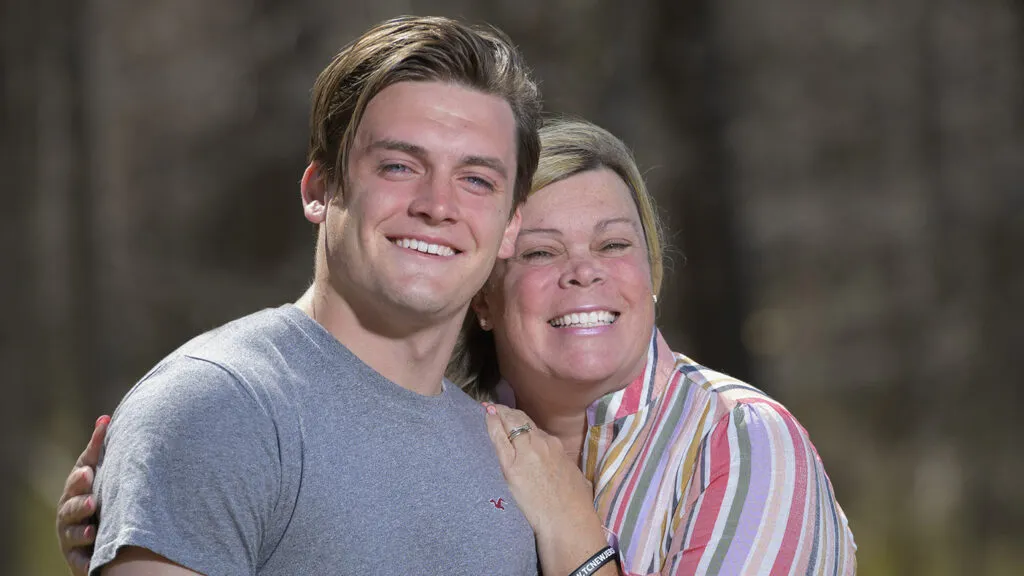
[447,117,666,400]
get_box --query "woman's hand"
[484,403,619,575]
[56,415,108,576]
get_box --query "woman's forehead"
[521,168,640,228]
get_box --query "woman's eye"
[519,249,555,261]
[601,241,632,252]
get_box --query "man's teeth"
[549,311,619,328]
[393,238,456,256]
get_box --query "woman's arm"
[665,402,856,575]
[484,403,620,576]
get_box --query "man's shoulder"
[444,379,487,413]
[170,305,300,364]
[117,305,313,414]
[164,305,325,386]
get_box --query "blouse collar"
[585,328,674,426]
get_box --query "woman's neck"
[514,389,590,465]
[502,361,649,466]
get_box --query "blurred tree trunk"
[4,0,103,571]
[2,0,95,564]
[1,0,34,562]
[650,0,751,382]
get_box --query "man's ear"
[470,289,492,331]
[497,208,522,259]
[301,162,330,224]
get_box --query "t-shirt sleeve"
[90,356,283,576]
[664,401,857,575]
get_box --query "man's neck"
[294,284,463,396]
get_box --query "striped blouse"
[580,330,857,575]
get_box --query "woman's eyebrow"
[519,218,639,238]
[517,227,561,237]
[596,217,642,233]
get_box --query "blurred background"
[2,0,1022,574]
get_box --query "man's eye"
[381,163,411,174]
[465,176,495,191]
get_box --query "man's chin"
[382,285,471,322]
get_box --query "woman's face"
[478,167,656,395]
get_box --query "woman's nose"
[559,255,604,289]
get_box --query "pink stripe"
[615,371,645,419]
[758,400,808,576]
[678,413,732,572]
[608,372,682,532]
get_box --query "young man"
[77,16,543,575]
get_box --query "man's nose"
[409,174,459,225]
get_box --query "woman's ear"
[301,162,330,224]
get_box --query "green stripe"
[594,399,610,425]
[705,407,752,574]
[616,381,688,550]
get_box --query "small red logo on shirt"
[489,498,505,510]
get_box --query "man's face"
[323,81,521,328]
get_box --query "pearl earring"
[479,318,491,331]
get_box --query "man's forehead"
[355,82,517,152]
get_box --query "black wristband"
[568,546,618,576]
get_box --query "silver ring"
[507,423,533,442]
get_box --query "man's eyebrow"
[366,139,509,180]
[368,139,426,157]
[462,155,509,179]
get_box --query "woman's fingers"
[61,522,97,548]
[59,415,108,508]
[76,415,110,469]
[483,404,516,468]
[57,494,96,528]
[66,548,92,576]
[57,415,108,576]
[60,465,94,506]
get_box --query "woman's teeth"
[392,238,456,257]
[549,310,619,328]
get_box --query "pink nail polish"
[486,405,497,415]
[96,415,111,427]
[85,497,93,509]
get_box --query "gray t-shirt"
[91,304,538,575]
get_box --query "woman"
[58,118,856,575]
